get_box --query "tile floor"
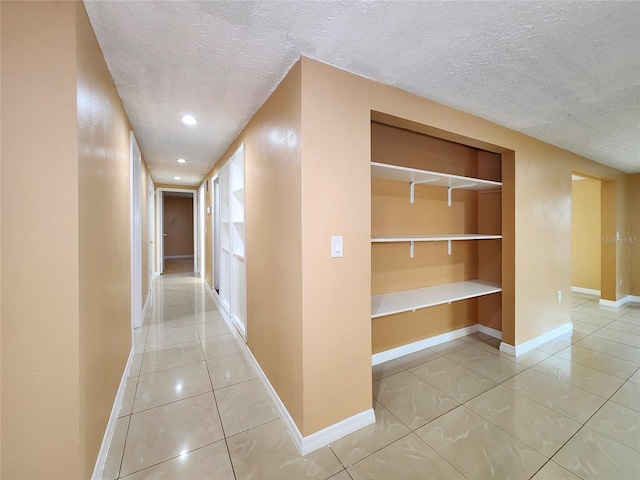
[103,275,640,479]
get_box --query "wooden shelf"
[371,280,502,318]
[233,252,245,262]
[372,234,501,243]
[233,187,244,202]
[371,162,501,190]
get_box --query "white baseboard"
[163,255,194,259]
[91,348,134,480]
[500,322,573,356]
[571,286,601,296]
[478,324,502,340]
[208,285,375,456]
[372,324,479,366]
[142,288,154,321]
[600,295,640,308]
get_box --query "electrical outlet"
[557,290,562,303]
[620,278,623,287]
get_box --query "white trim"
[91,349,134,480]
[208,285,375,456]
[372,324,479,366]
[130,132,143,329]
[478,324,502,340]
[599,295,640,308]
[163,255,194,259]
[500,322,573,356]
[571,286,601,296]
[142,288,154,321]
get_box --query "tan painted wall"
[202,61,305,428]
[628,175,640,296]
[1,2,81,477]
[571,177,601,291]
[76,3,135,476]
[163,196,194,256]
[299,57,629,353]
[2,2,146,477]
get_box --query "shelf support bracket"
[447,183,477,206]
[410,240,415,258]
[448,239,452,255]
[410,177,440,204]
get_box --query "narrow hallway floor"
[103,274,640,479]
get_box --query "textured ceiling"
[84,1,640,185]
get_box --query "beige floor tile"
[586,401,640,451]
[371,360,404,382]
[145,324,200,350]
[148,314,196,331]
[329,401,410,467]
[133,331,147,353]
[610,381,640,412]
[532,355,625,398]
[592,327,640,348]
[201,334,241,359]
[575,335,640,363]
[120,440,234,480]
[410,356,496,403]
[194,309,224,324]
[606,320,640,336]
[535,338,570,355]
[140,340,204,375]
[347,433,465,480]
[446,345,526,383]
[227,419,342,479]
[573,305,629,320]
[102,416,129,480]
[119,377,138,417]
[133,361,212,413]
[120,393,224,476]
[153,295,191,308]
[207,352,256,390]
[430,338,469,355]
[196,320,231,339]
[571,310,614,327]
[417,406,546,480]
[327,470,351,480]
[372,370,458,430]
[553,427,640,479]
[466,386,581,457]
[629,369,640,384]
[530,461,582,480]
[215,378,278,436]
[394,348,440,369]
[503,369,606,423]
[152,303,193,319]
[128,353,143,378]
[505,348,551,367]
[570,319,603,334]
[190,299,217,313]
[556,344,639,379]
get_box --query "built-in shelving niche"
[371,120,502,355]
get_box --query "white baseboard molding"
[142,288,154,322]
[372,324,479,366]
[500,322,573,357]
[209,286,375,456]
[92,348,134,480]
[478,324,502,340]
[163,255,194,259]
[600,295,640,308]
[571,286,601,296]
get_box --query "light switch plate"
[331,236,343,258]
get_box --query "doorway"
[158,189,196,275]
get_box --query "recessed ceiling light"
[174,176,181,180]
[177,158,186,163]
[180,115,197,125]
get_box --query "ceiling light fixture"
[174,176,181,180]
[180,114,197,125]
[177,158,186,163]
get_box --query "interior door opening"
[158,189,196,275]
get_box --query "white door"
[213,175,220,292]
[147,176,155,288]
[198,185,206,278]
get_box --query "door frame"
[156,187,197,275]
[212,174,220,292]
[130,132,143,330]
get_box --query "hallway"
[103,275,640,479]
